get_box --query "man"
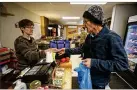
[58,5,128,89]
[14,19,52,70]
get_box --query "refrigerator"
[117,15,137,89]
[124,15,137,74]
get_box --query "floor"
[72,73,132,89]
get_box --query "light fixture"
[66,22,77,24]
[70,2,107,5]
[48,27,53,29]
[62,17,80,20]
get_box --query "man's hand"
[82,58,91,68]
[58,48,65,56]
[50,48,59,53]
[44,48,58,53]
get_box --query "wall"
[110,4,137,39]
[128,15,137,23]
[40,16,49,36]
[0,2,40,49]
[63,27,67,39]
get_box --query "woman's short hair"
[18,19,34,28]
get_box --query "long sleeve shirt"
[14,36,46,70]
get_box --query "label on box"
[55,68,64,79]
[53,79,63,87]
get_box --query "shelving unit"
[118,16,137,89]
[124,23,137,74]
[128,59,136,72]
[128,58,137,63]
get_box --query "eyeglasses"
[25,26,34,29]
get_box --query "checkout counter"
[0,58,72,89]
[0,47,18,89]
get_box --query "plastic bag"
[74,62,92,89]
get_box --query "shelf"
[129,68,134,72]
[130,33,137,35]
[128,58,137,64]
[128,41,137,44]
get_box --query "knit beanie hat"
[83,5,104,25]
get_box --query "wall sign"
[68,30,77,34]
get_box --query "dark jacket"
[65,26,128,87]
[14,36,46,70]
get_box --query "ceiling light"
[66,22,77,24]
[70,2,107,4]
[48,27,52,29]
[62,17,80,19]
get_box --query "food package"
[55,68,64,79]
[53,78,63,87]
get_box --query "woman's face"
[22,25,34,35]
[83,18,96,34]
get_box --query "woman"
[14,19,55,70]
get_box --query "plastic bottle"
[13,79,27,90]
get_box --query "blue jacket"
[65,26,129,87]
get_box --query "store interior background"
[0,2,137,49]
[1,2,137,89]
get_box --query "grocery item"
[29,80,41,89]
[55,68,64,79]
[13,79,27,90]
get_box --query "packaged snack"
[55,68,64,79]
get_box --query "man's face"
[22,25,34,35]
[83,18,96,34]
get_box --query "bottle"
[13,79,27,90]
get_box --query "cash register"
[18,59,56,84]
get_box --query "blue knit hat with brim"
[83,5,104,25]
